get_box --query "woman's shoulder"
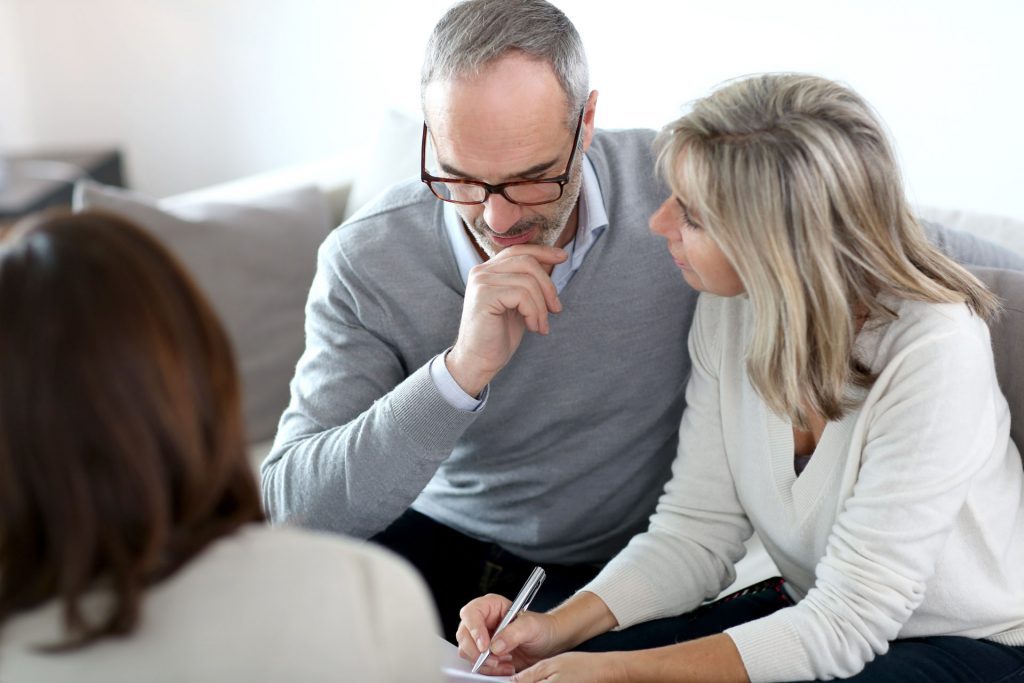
[693,292,753,348]
[201,525,438,621]
[879,296,988,345]
[865,296,993,375]
[203,526,442,680]
[202,523,427,585]
[0,525,441,682]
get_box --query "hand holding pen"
[456,566,555,677]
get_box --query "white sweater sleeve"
[581,294,754,627]
[726,311,1004,682]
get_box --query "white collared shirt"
[429,156,609,410]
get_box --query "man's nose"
[482,193,523,234]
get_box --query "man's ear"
[581,89,599,152]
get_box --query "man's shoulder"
[591,127,656,159]
[326,179,441,257]
[319,181,448,274]
[588,128,666,213]
[342,178,437,231]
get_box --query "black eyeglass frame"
[420,108,586,206]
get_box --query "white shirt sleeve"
[428,349,488,413]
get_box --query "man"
[262,0,695,636]
[262,0,1022,639]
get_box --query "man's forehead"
[423,52,570,130]
[423,75,573,180]
[426,118,565,183]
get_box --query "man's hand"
[446,245,568,396]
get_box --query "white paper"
[439,637,513,682]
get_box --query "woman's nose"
[649,198,679,240]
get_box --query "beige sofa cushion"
[73,180,331,443]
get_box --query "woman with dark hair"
[0,210,442,682]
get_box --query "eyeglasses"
[421,108,585,206]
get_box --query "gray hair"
[421,0,589,127]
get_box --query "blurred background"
[2,0,1022,219]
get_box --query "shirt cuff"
[429,349,488,412]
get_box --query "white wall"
[0,1,33,145]
[2,0,1022,220]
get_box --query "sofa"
[72,111,1024,597]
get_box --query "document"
[439,637,513,682]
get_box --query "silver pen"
[470,566,546,674]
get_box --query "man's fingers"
[478,254,562,313]
[491,244,568,265]
[505,276,550,334]
[474,274,552,334]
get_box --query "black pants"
[371,509,602,640]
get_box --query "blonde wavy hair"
[656,73,999,428]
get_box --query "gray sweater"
[262,129,698,564]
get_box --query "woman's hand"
[456,593,562,676]
[511,651,629,683]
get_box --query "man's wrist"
[429,351,485,412]
[444,347,493,398]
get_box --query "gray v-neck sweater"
[262,129,699,564]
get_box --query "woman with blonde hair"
[0,211,442,682]
[456,74,1024,681]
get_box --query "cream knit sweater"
[583,292,1024,682]
[0,526,442,683]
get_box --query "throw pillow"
[73,180,331,444]
[916,205,1024,259]
[343,109,422,221]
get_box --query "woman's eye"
[675,198,702,231]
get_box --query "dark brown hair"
[0,210,264,649]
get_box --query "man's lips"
[490,227,536,247]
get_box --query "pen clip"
[518,568,544,615]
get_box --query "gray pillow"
[922,220,1024,271]
[970,266,1024,461]
[73,180,331,443]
